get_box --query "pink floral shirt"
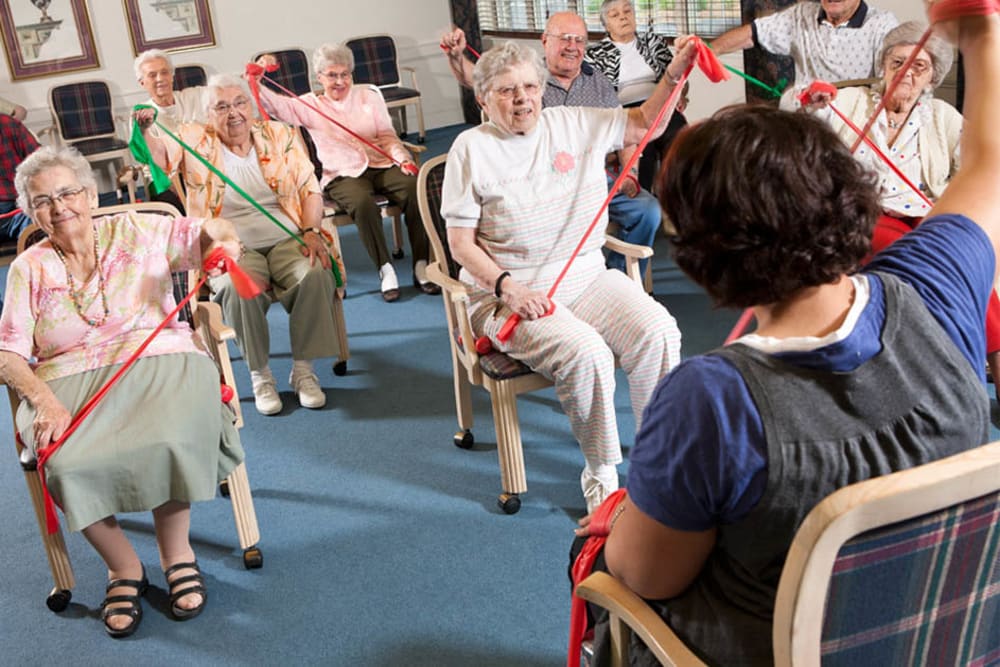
[0,212,207,382]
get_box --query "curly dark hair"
[658,105,880,308]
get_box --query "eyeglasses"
[546,33,587,45]
[491,82,541,99]
[211,98,251,115]
[29,187,87,212]
[318,70,352,81]
[886,56,932,76]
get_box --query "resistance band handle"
[929,0,1000,23]
[797,80,838,107]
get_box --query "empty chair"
[345,34,425,142]
[173,64,208,90]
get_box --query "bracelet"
[494,271,511,298]
[666,70,683,86]
[624,172,640,191]
[300,226,322,237]
[608,503,627,532]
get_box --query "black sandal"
[164,561,207,620]
[101,569,148,639]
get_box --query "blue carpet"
[10,123,986,665]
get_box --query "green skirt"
[16,353,244,532]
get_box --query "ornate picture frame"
[0,0,100,81]
[123,0,215,55]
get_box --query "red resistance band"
[244,63,418,176]
[929,0,1000,23]
[568,489,628,667]
[496,38,728,344]
[0,207,23,220]
[438,42,482,60]
[33,246,260,534]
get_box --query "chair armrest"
[193,299,237,343]
[401,66,419,91]
[603,235,654,259]
[37,125,60,145]
[576,572,708,667]
[427,262,469,298]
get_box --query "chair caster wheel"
[454,430,474,449]
[243,546,264,569]
[46,588,71,612]
[219,479,230,497]
[498,493,521,515]
[417,137,426,144]
[392,249,404,260]
[333,361,348,376]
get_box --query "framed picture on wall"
[123,0,215,55]
[0,0,100,80]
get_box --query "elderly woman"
[574,9,999,665]
[806,21,1000,388]
[0,146,244,638]
[442,40,693,511]
[138,73,343,416]
[251,44,436,302]
[586,0,686,189]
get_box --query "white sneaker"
[251,369,282,416]
[290,365,326,409]
[581,463,620,514]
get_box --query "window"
[479,0,742,39]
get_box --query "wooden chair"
[43,81,135,203]
[9,203,264,613]
[576,440,1000,666]
[417,154,652,514]
[345,34,425,142]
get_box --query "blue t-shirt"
[627,214,994,531]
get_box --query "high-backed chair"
[253,48,313,96]
[345,34,425,143]
[417,154,652,514]
[576,440,1000,666]
[45,81,134,202]
[10,204,264,613]
[173,64,208,90]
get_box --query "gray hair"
[15,145,97,215]
[313,43,354,74]
[134,48,173,82]
[206,73,252,104]
[599,0,633,30]
[878,21,954,90]
[473,41,548,100]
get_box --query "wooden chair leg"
[224,462,261,568]
[22,464,75,608]
[454,352,474,434]
[331,294,350,376]
[390,211,404,259]
[491,381,528,496]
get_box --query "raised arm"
[709,23,754,55]
[623,38,697,146]
[441,27,476,89]
[928,11,1000,270]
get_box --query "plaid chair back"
[819,490,1000,666]
[255,49,312,96]
[419,156,460,280]
[173,65,207,91]
[50,81,117,142]
[346,35,401,88]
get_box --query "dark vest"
[639,273,988,666]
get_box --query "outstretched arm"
[709,23,753,55]
[623,37,698,146]
[441,27,476,89]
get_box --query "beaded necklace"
[51,224,110,327]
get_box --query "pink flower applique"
[553,151,575,174]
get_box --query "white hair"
[313,43,354,74]
[134,49,173,82]
[15,145,97,216]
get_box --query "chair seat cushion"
[452,327,534,380]
[381,87,421,103]
[70,137,129,156]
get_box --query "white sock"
[414,259,429,284]
[291,359,314,378]
[379,262,398,290]
[250,366,274,388]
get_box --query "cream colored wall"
[1,0,467,137]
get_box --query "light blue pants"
[604,175,660,278]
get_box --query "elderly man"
[0,114,40,243]
[442,12,661,279]
[138,74,342,415]
[711,0,898,107]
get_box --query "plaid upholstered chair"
[46,81,133,201]
[417,154,651,515]
[576,440,1000,666]
[252,48,314,96]
[173,64,208,90]
[345,34,425,143]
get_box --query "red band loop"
[929,0,999,23]
[797,80,838,107]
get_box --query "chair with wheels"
[417,154,652,515]
[345,34,425,143]
[44,81,135,203]
[9,204,264,613]
[576,440,1000,666]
